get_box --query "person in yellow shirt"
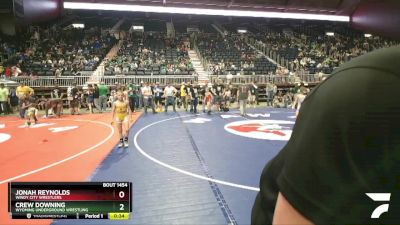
[16,83,34,118]
[112,91,132,148]
[16,83,34,99]
[180,82,188,111]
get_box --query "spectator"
[223,86,232,108]
[249,81,258,108]
[189,82,199,114]
[9,88,18,113]
[86,84,95,114]
[70,83,80,115]
[51,85,62,99]
[180,82,190,111]
[141,82,155,114]
[153,82,163,112]
[237,82,250,116]
[5,67,11,78]
[11,64,22,77]
[98,82,109,112]
[37,96,48,111]
[213,80,225,112]
[0,83,9,115]
[0,64,4,76]
[127,83,136,113]
[164,83,177,113]
[93,83,100,111]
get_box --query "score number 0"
[119,191,125,211]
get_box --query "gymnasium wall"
[14,0,62,23]
[0,15,16,35]
[351,0,400,39]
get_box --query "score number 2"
[119,191,125,211]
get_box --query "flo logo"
[366,193,391,219]
[224,120,294,141]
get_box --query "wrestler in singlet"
[114,100,129,123]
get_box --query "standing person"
[70,83,81,115]
[249,81,258,108]
[153,82,163,112]
[223,86,232,108]
[201,81,210,113]
[185,82,192,112]
[50,85,64,116]
[180,82,188,111]
[292,86,308,117]
[266,82,274,107]
[213,80,225,111]
[127,83,136,113]
[190,82,200,114]
[164,83,177,113]
[138,81,144,108]
[86,84,95,114]
[98,82,109,113]
[93,84,100,111]
[204,87,213,115]
[141,82,156,114]
[237,82,250,116]
[111,91,132,148]
[9,88,18,113]
[133,83,140,110]
[0,83,9,115]
[16,83,34,118]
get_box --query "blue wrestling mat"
[53,108,297,225]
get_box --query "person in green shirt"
[0,83,10,115]
[98,82,109,112]
[127,83,136,112]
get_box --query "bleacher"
[251,22,399,74]
[3,26,116,77]
[197,34,277,75]
[104,32,194,76]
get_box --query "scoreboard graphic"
[8,182,132,220]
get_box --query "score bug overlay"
[8,182,132,220]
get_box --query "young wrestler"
[37,96,48,110]
[25,100,38,126]
[112,91,132,148]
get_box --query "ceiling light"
[325,32,334,36]
[132,25,144,30]
[64,2,350,22]
[72,23,85,28]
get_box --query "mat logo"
[18,123,55,128]
[49,126,79,133]
[183,118,211,124]
[224,120,294,141]
[246,113,271,118]
[220,115,241,119]
[0,133,11,143]
[366,193,391,219]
